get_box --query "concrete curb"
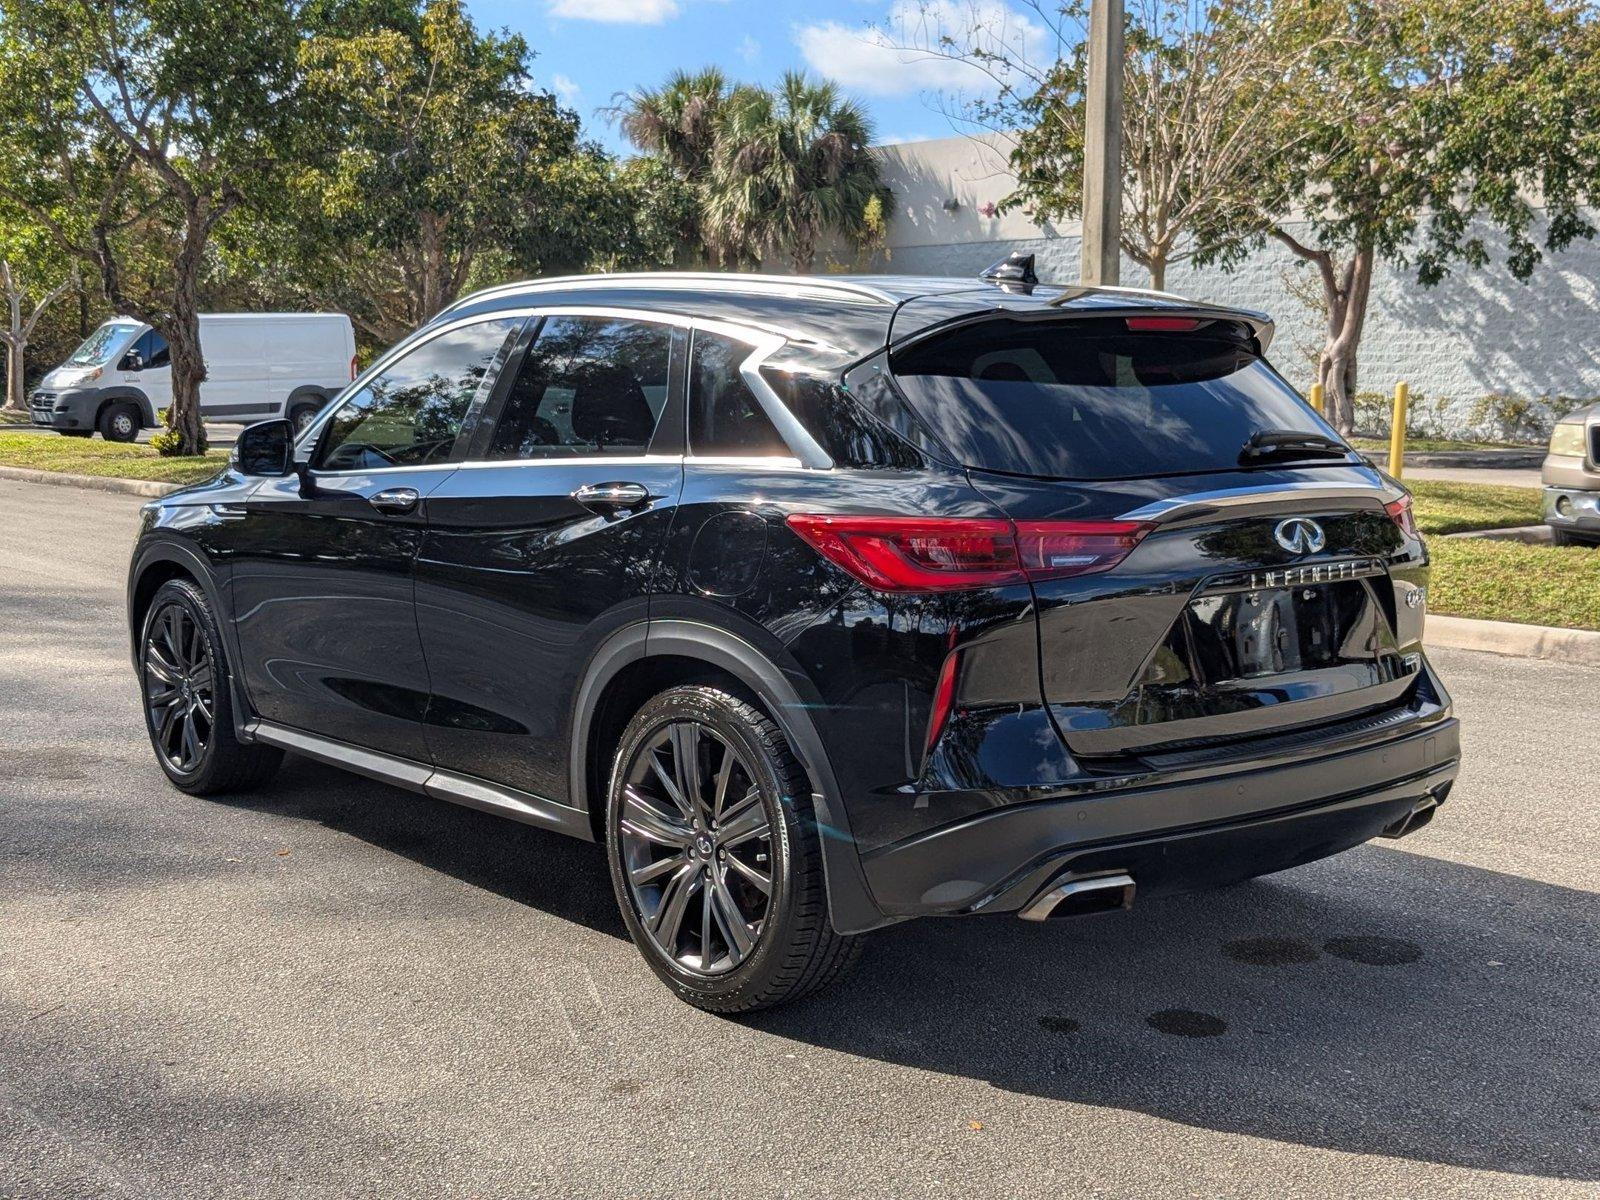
[1445,524,1552,544]
[1426,613,1600,668]
[0,465,184,498]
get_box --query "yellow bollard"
[1308,381,1325,416]
[1388,381,1410,479]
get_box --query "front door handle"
[572,481,652,515]
[369,487,420,515]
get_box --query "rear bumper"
[859,713,1460,918]
[1543,486,1600,533]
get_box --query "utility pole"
[1080,0,1124,286]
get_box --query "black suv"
[127,270,1460,1011]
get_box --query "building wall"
[867,134,1600,430]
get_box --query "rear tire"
[288,398,323,438]
[98,401,140,443]
[605,685,862,1013]
[139,578,282,795]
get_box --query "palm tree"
[709,72,885,274]
[612,68,733,265]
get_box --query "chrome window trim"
[1117,481,1400,524]
[435,271,897,322]
[454,453,684,471]
[295,310,531,471]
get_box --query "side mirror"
[121,351,144,373]
[233,418,294,477]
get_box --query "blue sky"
[464,0,1058,154]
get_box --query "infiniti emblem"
[1273,517,1326,555]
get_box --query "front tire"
[98,401,140,442]
[1552,527,1598,547]
[605,685,861,1013]
[139,578,282,795]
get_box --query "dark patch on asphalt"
[1038,1015,1080,1034]
[608,1079,646,1096]
[1223,936,1320,966]
[1146,1009,1227,1038]
[1324,935,1423,966]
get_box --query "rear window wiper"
[1239,428,1351,464]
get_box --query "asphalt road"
[2,476,1597,1200]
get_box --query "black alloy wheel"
[617,719,774,974]
[606,686,862,1013]
[143,601,216,774]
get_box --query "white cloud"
[546,0,680,24]
[738,35,761,63]
[551,73,582,105]
[795,1,1047,97]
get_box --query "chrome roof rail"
[438,271,901,320]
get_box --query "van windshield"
[67,323,139,367]
[888,316,1349,480]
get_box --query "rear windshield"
[888,316,1344,480]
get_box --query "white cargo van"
[29,313,357,441]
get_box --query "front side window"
[485,316,674,460]
[316,318,520,471]
[688,330,789,457]
[123,329,170,371]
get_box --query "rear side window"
[889,317,1339,480]
[316,318,520,470]
[486,316,673,459]
[689,331,788,457]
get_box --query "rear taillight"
[351,354,359,381]
[1384,495,1418,538]
[1125,316,1201,332]
[926,651,961,753]
[785,515,1152,592]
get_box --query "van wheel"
[605,685,862,1013]
[1552,528,1597,547]
[288,399,323,437]
[98,401,140,442]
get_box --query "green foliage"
[0,430,225,480]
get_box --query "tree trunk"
[4,336,24,413]
[1147,252,1167,293]
[790,223,816,275]
[1316,247,1373,436]
[162,209,210,455]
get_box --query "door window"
[485,316,674,460]
[119,329,169,371]
[316,318,521,471]
[688,330,789,457]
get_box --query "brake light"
[785,515,1152,592]
[1125,316,1201,332]
[1384,494,1418,538]
[351,354,359,381]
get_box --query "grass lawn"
[1349,434,1535,454]
[1407,479,1600,629]
[0,430,226,485]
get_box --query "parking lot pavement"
[1,476,1597,1200]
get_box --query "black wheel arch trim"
[286,384,331,410]
[127,537,254,744]
[95,386,156,428]
[570,617,895,935]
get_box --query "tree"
[0,214,75,412]
[611,67,741,266]
[709,72,885,273]
[1255,0,1600,432]
[292,0,591,341]
[0,0,306,455]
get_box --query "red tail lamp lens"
[785,515,1151,592]
[1125,316,1202,332]
[1013,520,1151,581]
[926,651,961,754]
[1384,495,1418,538]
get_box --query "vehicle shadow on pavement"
[210,759,1599,1181]
[753,845,1600,1182]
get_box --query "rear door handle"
[572,481,652,514]
[369,487,420,515]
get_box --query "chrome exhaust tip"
[1019,872,1136,922]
